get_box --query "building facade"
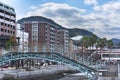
[0,2,16,36]
[23,21,69,55]
[16,24,29,52]
[57,30,69,55]
[0,2,16,54]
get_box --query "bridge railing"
[65,52,107,71]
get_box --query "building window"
[5,23,7,26]
[5,29,6,32]
[32,23,37,26]
[33,27,37,30]
[1,22,4,26]
[33,31,37,34]
[8,24,10,27]
[13,26,15,29]
[1,28,3,31]
[8,30,9,33]
[33,35,37,39]
[13,31,15,34]
[0,3,3,7]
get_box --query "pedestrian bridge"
[0,52,98,79]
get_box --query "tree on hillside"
[89,35,97,49]
[107,40,113,49]
[96,38,107,50]
[80,36,90,51]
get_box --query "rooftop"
[0,1,15,14]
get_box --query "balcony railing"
[11,16,16,20]
[0,12,4,16]
[5,20,10,24]
[5,14,10,18]
[0,18,4,22]
[0,6,15,15]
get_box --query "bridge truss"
[0,52,98,80]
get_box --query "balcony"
[0,18,4,22]
[11,22,16,26]
[5,14,10,18]
[5,20,10,24]
[11,16,16,20]
[0,12,4,16]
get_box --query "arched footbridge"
[0,52,98,80]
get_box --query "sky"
[1,0,120,39]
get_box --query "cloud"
[84,0,98,6]
[26,2,120,39]
[0,0,18,6]
[30,6,38,10]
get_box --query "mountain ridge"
[17,16,95,37]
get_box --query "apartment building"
[23,21,69,55]
[0,2,16,50]
[0,2,16,48]
[0,2,16,36]
[57,30,69,55]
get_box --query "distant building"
[22,21,69,55]
[97,49,120,61]
[68,40,78,57]
[16,24,29,52]
[0,2,16,54]
[57,30,69,55]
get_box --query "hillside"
[17,16,95,37]
[17,16,64,29]
[111,38,120,47]
[67,28,94,37]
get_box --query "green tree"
[96,38,107,50]
[5,36,18,50]
[107,40,113,49]
[89,35,97,49]
[80,36,90,50]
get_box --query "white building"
[16,24,29,52]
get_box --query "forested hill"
[67,28,94,37]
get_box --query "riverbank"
[0,65,78,80]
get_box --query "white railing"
[0,12,4,16]
[0,18,4,22]
[11,22,16,26]
[5,14,10,18]
[5,20,10,24]
[11,16,16,20]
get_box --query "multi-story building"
[0,2,16,54]
[22,21,69,55]
[0,2,16,36]
[16,24,29,52]
[0,2,16,45]
[57,30,69,55]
